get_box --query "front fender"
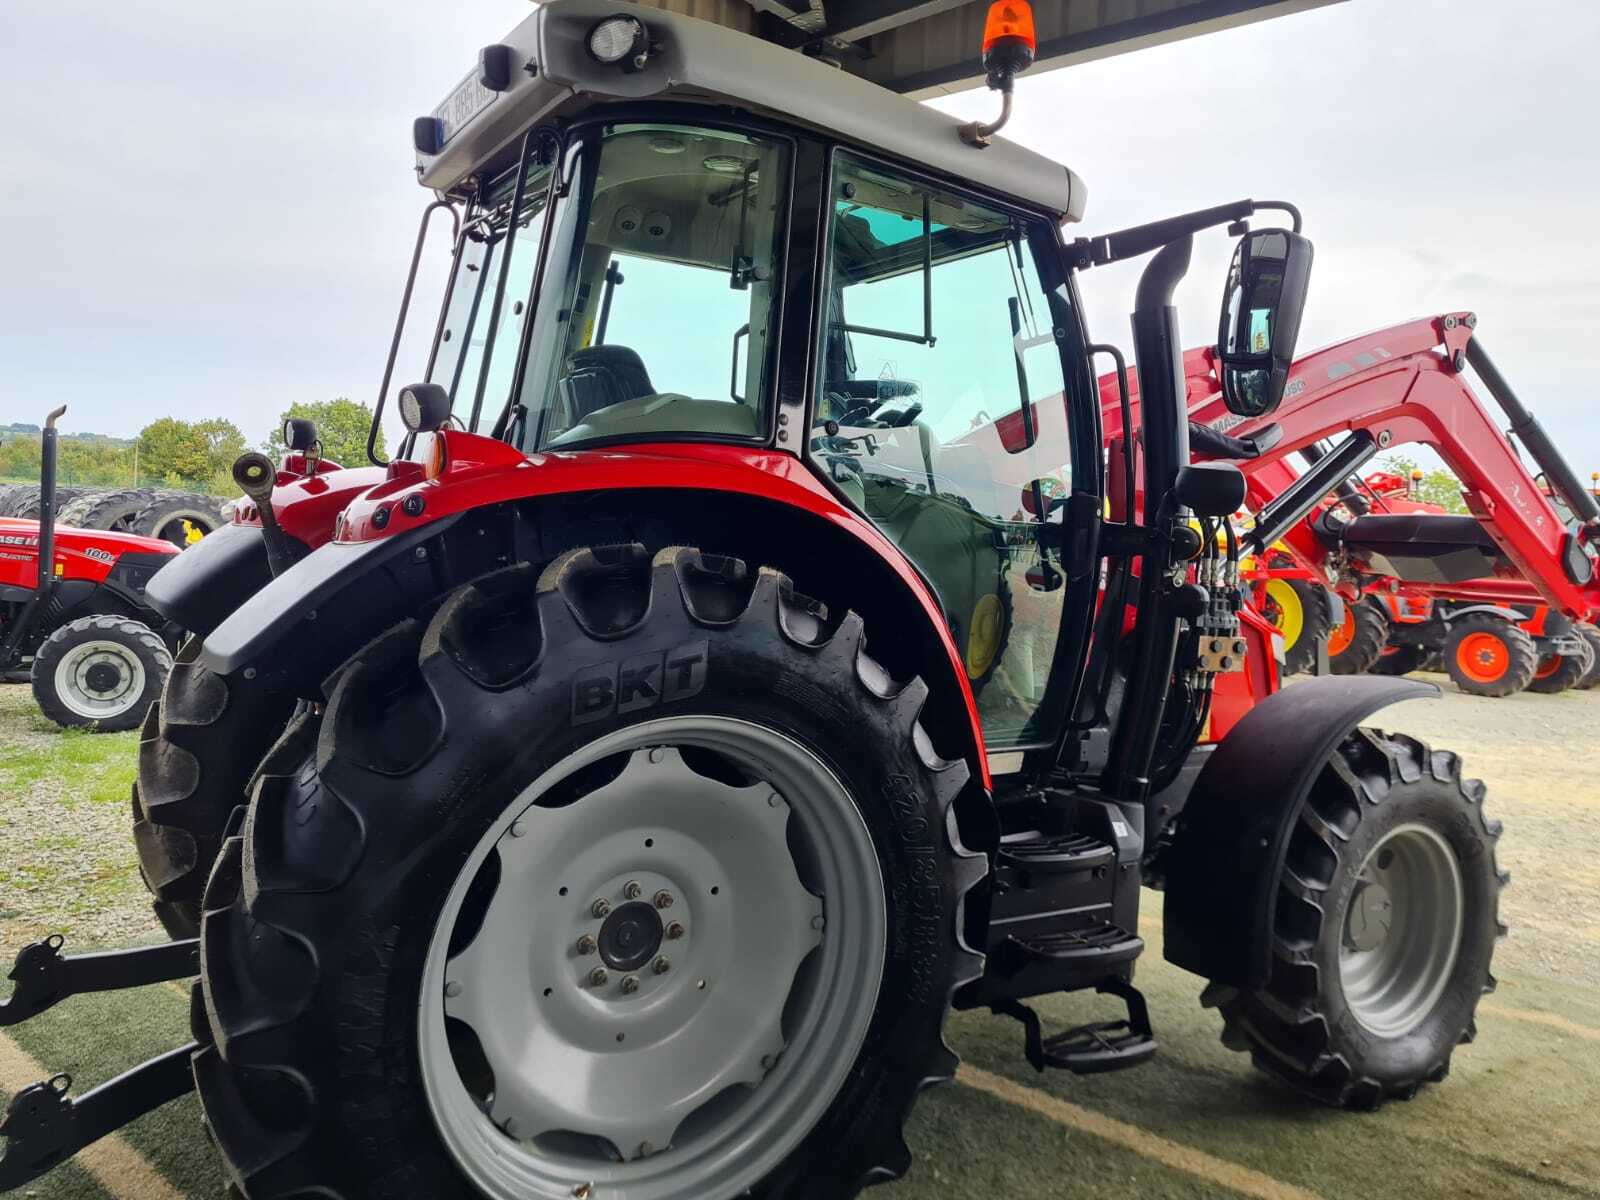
[1162,674,1437,988]
[145,524,275,638]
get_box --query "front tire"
[1205,729,1504,1108]
[194,545,986,1199]
[1328,600,1390,676]
[29,614,171,731]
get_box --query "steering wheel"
[874,402,924,428]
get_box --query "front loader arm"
[1182,313,1599,618]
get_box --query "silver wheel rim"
[1338,823,1463,1037]
[51,639,145,720]
[419,715,887,1200]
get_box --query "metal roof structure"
[636,0,1345,95]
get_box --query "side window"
[814,152,1074,748]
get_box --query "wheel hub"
[52,638,145,720]
[1338,824,1463,1036]
[1342,880,1393,953]
[84,662,122,695]
[597,899,666,973]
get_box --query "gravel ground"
[1375,673,1600,988]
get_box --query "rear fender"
[199,438,991,784]
[1162,674,1437,988]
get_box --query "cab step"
[992,978,1157,1075]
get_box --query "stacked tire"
[1,484,229,545]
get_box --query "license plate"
[434,71,496,147]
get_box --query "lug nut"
[665,921,685,940]
[592,898,612,919]
[652,955,671,975]
[654,890,674,910]
[576,934,597,955]
[623,880,642,900]
[588,967,610,987]
[621,974,640,994]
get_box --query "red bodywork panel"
[271,432,995,786]
[0,516,177,590]
[229,465,390,550]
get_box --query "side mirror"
[282,417,318,453]
[1175,461,1246,518]
[1216,228,1314,418]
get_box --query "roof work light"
[588,14,651,71]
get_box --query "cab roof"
[416,0,1086,221]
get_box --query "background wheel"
[1328,600,1390,676]
[1443,614,1536,697]
[11,486,87,520]
[133,493,227,546]
[132,636,298,938]
[60,486,160,533]
[1527,637,1595,694]
[29,614,172,731]
[1204,729,1504,1108]
[1576,625,1600,690]
[1264,579,1333,675]
[194,545,985,1200]
[1370,643,1429,677]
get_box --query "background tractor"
[0,2,1504,1196]
[0,408,179,731]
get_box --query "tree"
[262,398,383,467]
[137,417,247,493]
[1378,454,1469,515]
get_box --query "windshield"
[430,154,555,430]
[503,122,791,451]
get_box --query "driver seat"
[562,345,656,422]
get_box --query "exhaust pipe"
[36,406,67,596]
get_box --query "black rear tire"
[133,637,297,939]
[1442,614,1537,697]
[194,545,985,1199]
[1370,643,1429,677]
[133,493,227,547]
[62,487,161,533]
[1527,637,1595,694]
[1328,600,1390,676]
[29,614,171,732]
[1266,580,1334,676]
[1205,729,1504,1108]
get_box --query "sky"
[3,0,1598,476]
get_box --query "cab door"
[811,150,1097,753]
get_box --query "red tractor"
[0,407,179,729]
[1,3,1505,1195]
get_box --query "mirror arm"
[1071,198,1290,271]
